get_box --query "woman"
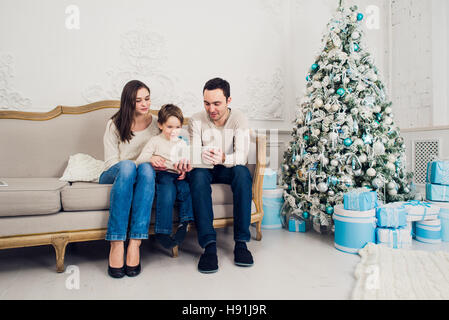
[100,80,164,278]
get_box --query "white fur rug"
[352,243,449,300]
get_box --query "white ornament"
[372,178,384,189]
[352,31,360,40]
[387,182,397,190]
[373,106,381,113]
[385,117,393,125]
[324,104,332,111]
[367,168,376,177]
[313,81,322,89]
[313,98,324,108]
[331,104,340,112]
[359,154,367,163]
[317,182,329,193]
[385,107,392,114]
[388,189,398,196]
[373,141,385,155]
[386,162,396,171]
[388,154,397,163]
[330,159,339,167]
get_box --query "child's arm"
[135,139,156,166]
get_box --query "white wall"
[0,0,391,133]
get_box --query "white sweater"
[102,116,160,171]
[188,108,250,168]
[135,133,190,172]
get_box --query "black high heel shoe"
[108,265,126,279]
[125,262,141,277]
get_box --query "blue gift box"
[288,216,310,233]
[344,188,378,211]
[262,168,277,190]
[262,189,284,230]
[413,219,442,244]
[376,203,408,228]
[426,183,449,202]
[427,161,449,186]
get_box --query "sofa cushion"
[61,182,112,211]
[61,182,235,211]
[0,178,68,217]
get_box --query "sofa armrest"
[252,133,266,214]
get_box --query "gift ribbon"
[404,200,431,219]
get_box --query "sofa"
[0,100,267,273]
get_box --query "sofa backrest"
[0,101,257,178]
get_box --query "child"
[136,104,194,249]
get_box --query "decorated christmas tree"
[280,2,415,234]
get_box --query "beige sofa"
[0,101,266,273]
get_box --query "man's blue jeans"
[99,160,156,241]
[187,165,253,248]
[155,171,194,235]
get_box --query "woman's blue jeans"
[155,171,194,235]
[99,160,156,241]
[187,165,253,248]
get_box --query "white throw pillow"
[60,153,105,183]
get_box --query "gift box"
[399,200,440,222]
[426,183,449,202]
[333,205,376,254]
[413,219,442,244]
[376,226,412,249]
[288,216,311,233]
[429,201,449,242]
[343,188,378,211]
[376,202,408,228]
[262,188,284,230]
[262,168,277,190]
[427,161,449,186]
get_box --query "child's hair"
[158,104,184,126]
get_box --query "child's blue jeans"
[155,171,194,235]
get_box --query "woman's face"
[135,87,151,116]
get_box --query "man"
[188,77,253,274]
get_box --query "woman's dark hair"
[111,80,150,143]
[203,78,230,100]
[158,104,184,126]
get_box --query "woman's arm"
[103,120,121,170]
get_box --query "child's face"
[159,116,182,141]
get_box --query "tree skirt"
[352,243,449,300]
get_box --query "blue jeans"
[99,160,156,241]
[155,171,194,234]
[187,165,253,248]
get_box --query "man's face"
[203,89,231,122]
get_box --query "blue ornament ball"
[337,88,346,96]
[311,63,319,71]
[303,212,309,219]
[357,13,364,21]
[304,135,310,141]
[354,43,360,52]
[306,75,311,81]
[326,206,334,215]
[344,138,353,147]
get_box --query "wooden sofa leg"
[171,245,179,258]
[255,221,263,241]
[51,236,69,273]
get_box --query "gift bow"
[404,200,431,208]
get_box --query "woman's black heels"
[108,265,126,279]
[125,262,141,277]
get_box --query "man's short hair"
[203,78,231,100]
